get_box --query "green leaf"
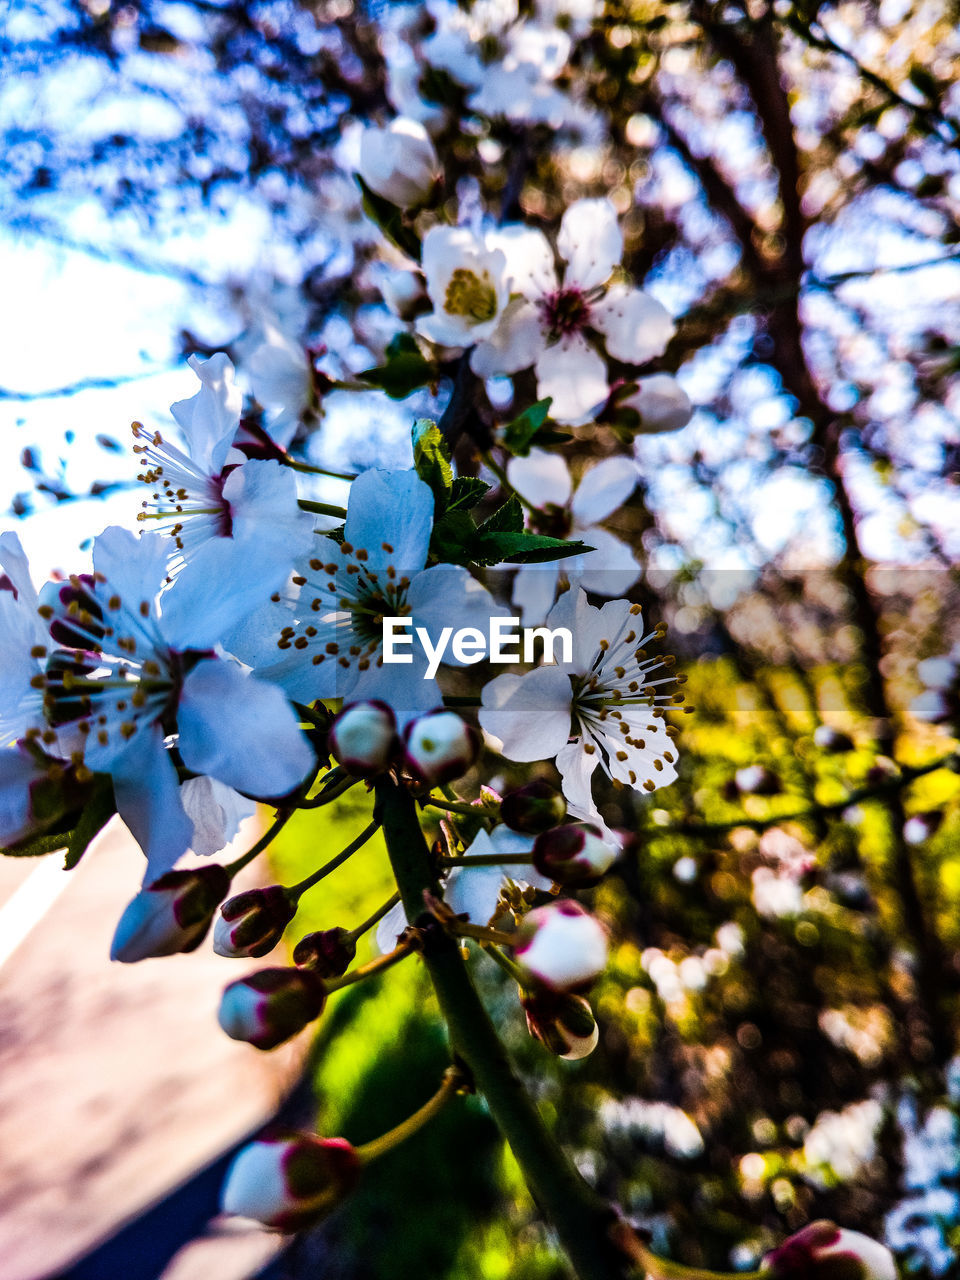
[1,827,74,858]
[471,532,594,566]
[429,509,478,564]
[477,494,523,536]
[500,398,553,456]
[358,333,437,400]
[413,418,453,515]
[448,477,490,511]
[355,175,422,262]
[65,775,117,870]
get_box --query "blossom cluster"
[0,39,901,1278]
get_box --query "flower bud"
[377,265,429,321]
[218,967,326,1050]
[621,374,693,434]
[221,1130,361,1230]
[328,700,398,777]
[532,823,618,887]
[514,900,609,992]
[110,865,231,963]
[358,117,440,207]
[403,710,479,785]
[292,927,357,977]
[521,989,599,1060]
[214,885,297,958]
[500,780,567,834]
[760,1221,897,1280]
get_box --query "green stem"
[297,774,357,808]
[354,1067,464,1163]
[439,853,533,867]
[324,939,414,993]
[422,795,492,818]
[297,498,348,519]
[347,890,401,943]
[616,1231,762,1280]
[223,808,295,878]
[482,942,531,988]
[374,777,633,1280]
[288,820,379,898]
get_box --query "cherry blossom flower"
[245,325,322,448]
[479,589,679,827]
[358,117,440,207]
[230,468,507,725]
[38,527,315,878]
[506,449,641,623]
[133,353,313,578]
[471,199,675,422]
[416,226,511,350]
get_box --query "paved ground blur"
[0,817,298,1280]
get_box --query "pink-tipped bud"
[221,1130,361,1230]
[214,886,297,958]
[514,900,609,992]
[521,989,599,1060]
[358,117,440,208]
[218,968,326,1050]
[293,927,357,977]
[110,865,230,963]
[760,1221,897,1280]
[328,700,399,777]
[532,823,618,887]
[500,780,567,834]
[403,710,479,785]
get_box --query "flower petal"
[555,741,602,823]
[344,469,433,577]
[159,536,288,652]
[511,562,560,626]
[470,298,547,378]
[487,225,557,300]
[110,726,194,880]
[535,334,608,424]
[177,659,315,797]
[593,285,675,364]
[407,564,511,659]
[570,456,638,526]
[222,460,316,562]
[478,665,572,763]
[181,776,257,858]
[557,198,621,290]
[170,353,242,475]
[567,525,641,598]
[506,448,572,508]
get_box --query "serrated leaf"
[355,175,422,262]
[358,333,437,400]
[477,494,523,535]
[1,827,73,858]
[471,532,593,566]
[65,775,116,870]
[448,476,490,511]
[501,398,553,457]
[429,509,477,564]
[413,418,453,515]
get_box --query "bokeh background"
[2,0,960,1276]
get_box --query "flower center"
[444,269,498,323]
[539,287,591,340]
